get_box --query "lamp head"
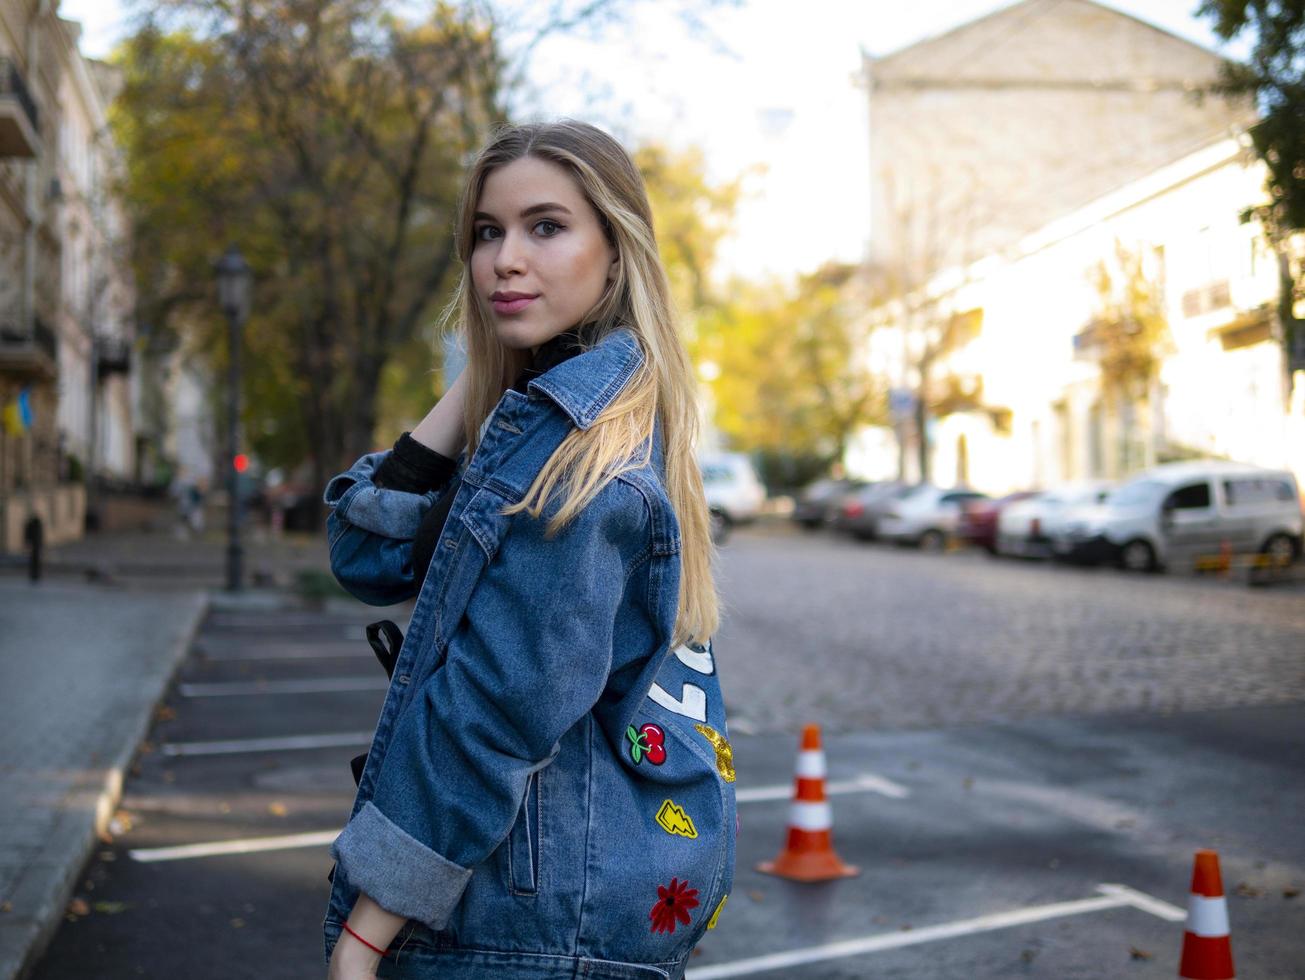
[215,245,252,322]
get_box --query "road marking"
[179,677,389,697]
[1095,883,1186,921]
[161,732,373,756]
[736,773,910,802]
[197,644,369,662]
[124,771,912,862]
[129,830,339,863]
[685,884,1185,979]
[205,617,368,632]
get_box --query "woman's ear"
[607,252,620,282]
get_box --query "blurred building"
[0,0,137,552]
[853,0,1305,494]
[863,0,1254,272]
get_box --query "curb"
[1,590,210,980]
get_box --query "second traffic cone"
[1179,849,1235,979]
[756,724,860,882]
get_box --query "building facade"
[852,0,1305,497]
[0,0,135,552]
[913,139,1304,495]
[863,0,1254,272]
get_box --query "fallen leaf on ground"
[230,918,245,929]
[1,902,12,913]
[93,902,129,915]
[1130,947,1153,960]
[67,898,90,917]
[1283,887,1300,899]
[268,802,288,817]
[1234,882,1262,898]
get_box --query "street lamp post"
[215,246,252,592]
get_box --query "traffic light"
[233,453,250,473]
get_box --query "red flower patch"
[649,877,700,934]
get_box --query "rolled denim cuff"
[332,801,473,930]
[326,471,435,541]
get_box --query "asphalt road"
[31,524,1305,979]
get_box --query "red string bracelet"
[342,921,389,957]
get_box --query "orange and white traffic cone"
[756,724,860,882]
[1179,849,1235,979]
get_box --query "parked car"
[995,481,1114,558]
[832,481,917,540]
[877,485,990,550]
[791,477,868,530]
[958,490,1041,553]
[1052,461,1303,571]
[700,453,766,542]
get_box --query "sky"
[59,0,1247,281]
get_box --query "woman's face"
[471,156,618,353]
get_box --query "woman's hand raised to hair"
[409,368,470,459]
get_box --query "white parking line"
[161,732,373,756]
[684,884,1185,979]
[130,830,339,863]
[197,643,368,662]
[125,770,908,864]
[178,677,389,697]
[737,773,911,801]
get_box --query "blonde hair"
[449,120,718,646]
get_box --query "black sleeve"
[372,432,458,493]
[410,476,461,587]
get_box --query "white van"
[699,452,766,536]
[1053,461,1303,572]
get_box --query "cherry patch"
[627,722,667,766]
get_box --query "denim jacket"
[322,328,736,979]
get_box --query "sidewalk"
[11,524,333,591]
[0,526,339,980]
[0,580,205,980]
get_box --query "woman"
[323,120,736,980]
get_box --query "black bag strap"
[365,619,404,679]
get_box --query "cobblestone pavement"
[714,524,1305,734]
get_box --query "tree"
[866,164,992,485]
[692,264,888,486]
[1198,0,1305,371]
[635,143,741,316]
[112,0,505,506]
[1081,241,1172,475]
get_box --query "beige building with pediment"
[851,0,1305,496]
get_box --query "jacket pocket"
[507,769,541,895]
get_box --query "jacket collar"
[526,326,644,430]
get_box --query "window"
[1165,482,1211,510]
[1111,479,1162,507]
[1224,478,1294,507]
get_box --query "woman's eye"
[534,219,563,236]
[475,225,501,242]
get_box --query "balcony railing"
[33,316,57,363]
[0,316,58,379]
[0,57,40,158]
[95,335,131,377]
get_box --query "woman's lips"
[491,295,538,315]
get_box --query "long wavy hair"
[448,120,718,646]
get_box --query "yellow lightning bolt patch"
[655,799,698,839]
[694,724,736,783]
[707,894,728,930]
